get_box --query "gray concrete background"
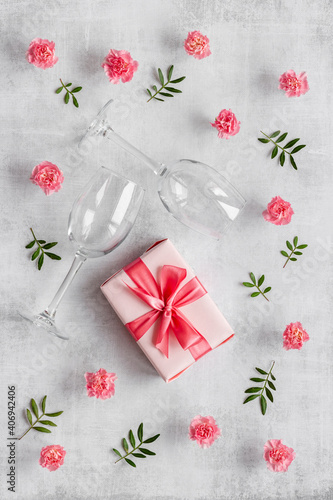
[0,0,332,499]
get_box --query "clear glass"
[19,167,144,339]
[79,99,246,239]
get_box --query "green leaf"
[290,155,298,170]
[125,458,136,467]
[31,248,40,261]
[294,251,303,255]
[256,368,267,375]
[122,438,129,453]
[26,409,32,425]
[269,131,280,138]
[159,92,174,97]
[55,87,63,94]
[143,434,160,444]
[72,96,79,108]
[270,373,276,381]
[251,292,260,297]
[39,420,57,426]
[64,92,69,104]
[38,240,46,244]
[147,88,152,97]
[243,394,260,404]
[158,68,164,86]
[25,241,35,248]
[132,453,146,458]
[152,85,157,91]
[258,138,269,143]
[250,378,265,382]
[167,65,174,81]
[42,395,47,413]
[291,144,306,154]
[244,387,262,393]
[129,430,135,448]
[42,242,58,249]
[153,97,164,102]
[164,87,182,93]
[258,275,265,287]
[297,244,308,249]
[33,426,51,433]
[286,240,293,251]
[268,380,276,390]
[139,448,156,456]
[290,257,297,261]
[113,448,122,458]
[38,253,44,270]
[275,132,288,143]
[243,282,255,287]
[284,138,300,149]
[31,399,38,418]
[65,83,72,87]
[170,76,186,83]
[263,287,271,293]
[281,250,288,257]
[72,87,82,93]
[293,236,298,247]
[250,272,256,284]
[45,252,61,260]
[280,151,285,166]
[45,411,63,417]
[137,423,143,442]
[271,146,278,159]
[265,387,274,402]
[260,395,267,415]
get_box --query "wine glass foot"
[78,99,114,149]
[18,310,69,341]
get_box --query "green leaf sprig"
[113,423,160,468]
[14,396,63,440]
[258,130,306,170]
[243,272,271,301]
[26,227,61,270]
[281,236,308,268]
[243,361,276,415]
[147,65,185,102]
[56,79,82,107]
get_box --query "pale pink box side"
[101,239,234,382]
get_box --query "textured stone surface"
[0,0,332,498]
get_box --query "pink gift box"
[100,239,234,382]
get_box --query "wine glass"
[19,167,144,340]
[79,100,246,239]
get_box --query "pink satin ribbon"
[123,259,212,359]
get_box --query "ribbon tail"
[125,309,161,341]
[155,314,171,358]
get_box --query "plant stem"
[147,80,171,102]
[30,227,44,254]
[115,441,143,463]
[260,131,291,156]
[260,361,275,397]
[60,79,74,97]
[14,412,45,440]
[256,284,269,302]
[283,249,294,268]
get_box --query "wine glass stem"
[104,127,165,176]
[45,252,87,319]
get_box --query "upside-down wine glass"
[79,99,246,239]
[19,167,145,340]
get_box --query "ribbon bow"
[124,259,208,358]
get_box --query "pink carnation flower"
[262,196,294,225]
[39,445,66,471]
[211,109,240,139]
[26,38,58,69]
[102,49,138,84]
[85,368,117,400]
[263,439,295,472]
[279,70,309,97]
[283,322,309,351]
[189,415,221,448]
[30,161,64,196]
[184,31,211,59]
